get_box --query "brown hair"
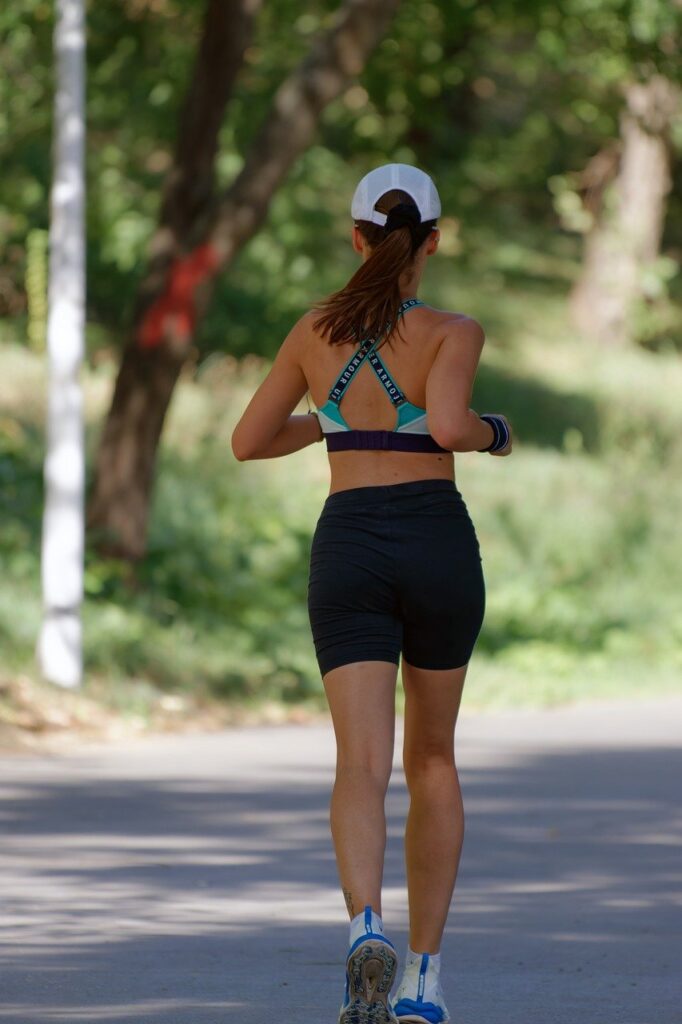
[311,188,437,348]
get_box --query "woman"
[231,163,512,1024]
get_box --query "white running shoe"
[391,952,450,1024]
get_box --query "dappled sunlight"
[0,1000,241,1022]
[1,703,681,1021]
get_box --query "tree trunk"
[569,74,678,345]
[88,0,261,559]
[89,0,401,560]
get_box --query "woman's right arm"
[425,317,512,455]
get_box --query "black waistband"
[326,430,449,453]
[323,478,459,508]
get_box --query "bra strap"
[326,299,424,406]
[328,336,375,404]
[365,348,405,407]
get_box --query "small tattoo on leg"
[343,888,355,918]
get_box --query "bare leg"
[322,660,399,920]
[401,659,468,953]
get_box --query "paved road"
[0,698,680,1024]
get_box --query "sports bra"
[315,298,449,453]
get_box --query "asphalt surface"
[0,697,680,1024]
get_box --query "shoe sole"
[339,940,398,1024]
[394,1016,449,1024]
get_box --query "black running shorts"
[307,478,486,677]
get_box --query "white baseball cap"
[351,163,441,227]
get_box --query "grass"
[1,242,681,736]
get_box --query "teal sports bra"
[316,298,449,453]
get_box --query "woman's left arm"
[231,316,322,461]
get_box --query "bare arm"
[234,412,322,460]
[425,318,512,455]
[231,316,320,461]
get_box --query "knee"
[335,755,392,795]
[403,743,456,788]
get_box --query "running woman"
[231,163,512,1024]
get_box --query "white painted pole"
[37,0,86,688]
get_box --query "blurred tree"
[5,0,678,347]
[544,0,681,346]
[87,0,401,560]
[4,0,681,567]
[569,72,679,345]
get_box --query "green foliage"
[1,0,681,713]
[2,254,681,709]
[2,0,680,344]
[25,229,47,351]
[82,449,319,703]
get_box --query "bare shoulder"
[280,310,319,360]
[422,305,485,350]
[296,308,329,344]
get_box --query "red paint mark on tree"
[138,243,221,349]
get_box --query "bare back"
[300,302,470,494]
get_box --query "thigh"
[396,495,485,671]
[307,509,403,678]
[401,660,468,776]
[324,660,399,781]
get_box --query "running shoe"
[338,931,399,1024]
[391,953,450,1024]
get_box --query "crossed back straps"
[326,298,424,409]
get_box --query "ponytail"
[312,190,437,347]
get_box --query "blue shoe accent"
[392,997,447,1023]
[418,953,428,1000]
[348,928,397,958]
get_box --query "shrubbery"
[2,248,680,712]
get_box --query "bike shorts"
[307,478,485,677]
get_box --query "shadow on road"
[0,733,680,1023]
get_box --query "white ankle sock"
[349,905,385,947]
[406,945,441,970]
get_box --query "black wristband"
[477,414,509,453]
